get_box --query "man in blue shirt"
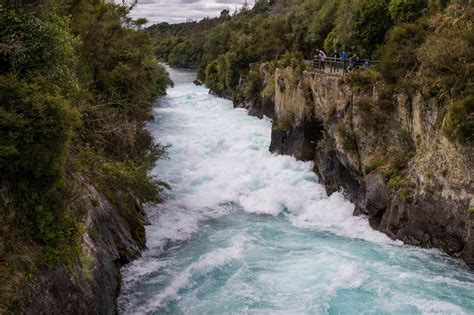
[341,50,348,74]
[341,50,348,61]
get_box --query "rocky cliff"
[20,178,147,314]
[238,65,474,268]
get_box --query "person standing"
[331,49,339,73]
[317,49,327,71]
[341,50,348,74]
[348,52,360,72]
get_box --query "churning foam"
[148,79,392,246]
[118,68,474,315]
[138,236,246,313]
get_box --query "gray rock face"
[235,97,275,119]
[23,264,94,315]
[269,117,323,161]
[22,180,147,314]
[267,66,474,269]
[364,173,389,219]
[314,148,362,203]
[377,193,467,255]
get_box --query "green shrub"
[237,69,263,102]
[0,75,78,191]
[345,70,378,92]
[399,188,412,199]
[0,7,79,99]
[429,0,450,12]
[383,167,400,180]
[375,22,427,83]
[389,0,428,23]
[442,96,474,144]
[79,253,94,281]
[204,60,225,93]
[355,0,393,53]
[383,167,406,190]
[417,4,473,101]
[307,0,340,48]
[278,50,306,72]
[387,175,402,189]
[94,145,170,204]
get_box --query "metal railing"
[304,57,378,76]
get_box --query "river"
[117,67,474,314]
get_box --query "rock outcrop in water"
[236,65,474,269]
[21,179,147,314]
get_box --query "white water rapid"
[118,67,474,315]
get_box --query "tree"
[135,17,149,29]
[389,0,428,23]
[355,0,393,54]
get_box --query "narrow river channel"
[118,67,474,315]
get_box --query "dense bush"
[354,0,392,54]
[0,6,80,249]
[0,7,79,98]
[307,0,339,48]
[0,76,77,191]
[375,22,427,83]
[389,0,428,23]
[418,2,473,143]
[236,69,263,102]
[442,96,474,143]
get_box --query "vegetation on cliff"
[0,0,171,311]
[150,0,472,144]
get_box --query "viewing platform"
[304,57,378,76]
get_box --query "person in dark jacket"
[331,49,339,73]
[348,53,361,72]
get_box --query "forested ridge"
[0,0,171,311]
[151,0,472,143]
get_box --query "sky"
[129,0,253,25]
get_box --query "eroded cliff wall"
[239,65,474,268]
[21,178,147,314]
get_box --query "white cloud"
[129,0,254,24]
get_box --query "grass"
[335,122,358,155]
[441,96,474,144]
[275,113,295,133]
[399,189,412,200]
[363,159,384,175]
[79,253,94,281]
[387,175,402,189]
[0,244,39,313]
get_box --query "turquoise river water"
[117,67,474,314]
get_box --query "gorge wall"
[20,179,147,314]
[237,65,474,268]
